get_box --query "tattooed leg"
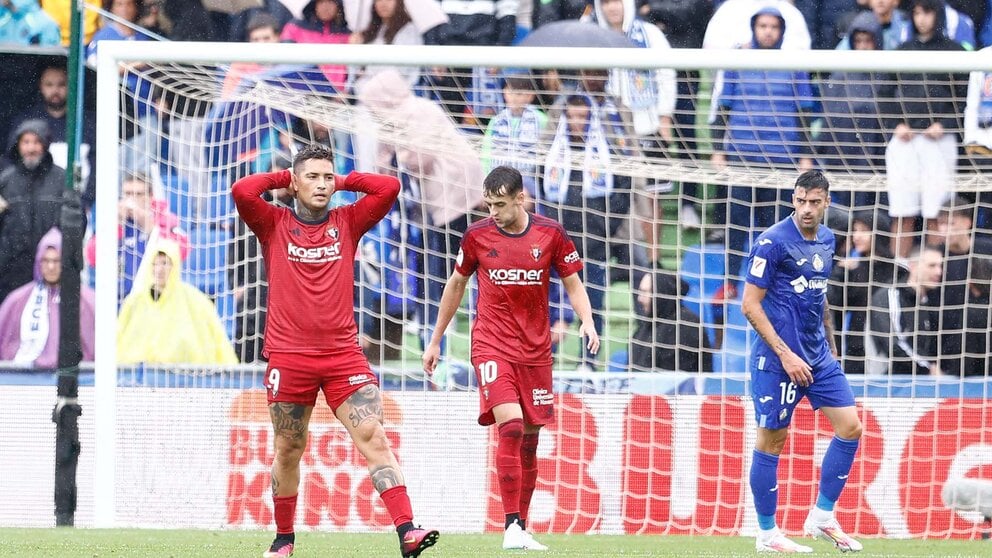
[269,403,313,497]
[336,385,405,491]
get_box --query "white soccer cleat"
[804,514,863,552]
[520,529,548,551]
[755,528,813,553]
[502,522,547,551]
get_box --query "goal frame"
[93,40,992,528]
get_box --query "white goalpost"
[68,39,992,536]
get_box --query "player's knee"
[838,419,863,441]
[354,423,391,456]
[273,436,307,463]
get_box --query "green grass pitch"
[0,529,988,557]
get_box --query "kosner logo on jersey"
[287,241,342,263]
[487,268,544,285]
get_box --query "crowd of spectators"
[2,0,992,376]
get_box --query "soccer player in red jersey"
[232,145,438,558]
[422,166,600,550]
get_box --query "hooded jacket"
[817,11,890,172]
[868,279,939,375]
[358,70,483,227]
[0,0,61,46]
[702,0,811,50]
[0,119,64,304]
[891,0,967,132]
[0,228,95,367]
[630,270,713,372]
[591,0,677,136]
[280,0,351,92]
[117,239,238,365]
[713,7,817,165]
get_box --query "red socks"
[273,494,298,535]
[497,418,525,516]
[380,485,414,528]
[519,432,540,524]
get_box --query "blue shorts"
[750,357,856,429]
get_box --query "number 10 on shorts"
[478,360,498,385]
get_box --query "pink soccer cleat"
[804,514,863,552]
[401,526,439,557]
[262,538,294,558]
[755,528,813,553]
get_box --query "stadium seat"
[163,173,196,228]
[680,243,726,346]
[182,225,230,297]
[716,301,751,374]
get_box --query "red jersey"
[232,170,399,357]
[455,213,583,365]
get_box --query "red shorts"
[264,350,377,412]
[471,354,554,427]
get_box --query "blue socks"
[750,450,780,530]
[817,436,860,511]
[751,436,859,530]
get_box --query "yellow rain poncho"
[117,238,238,365]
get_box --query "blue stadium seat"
[163,173,196,229]
[716,301,751,374]
[680,243,726,346]
[182,225,230,297]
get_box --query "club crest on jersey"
[326,226,339,240]
[531,245,542,261]
[812,253,824,272]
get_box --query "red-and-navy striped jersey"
[232,170,399,357]
[455,213,583,364]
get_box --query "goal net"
[3,41,990,539]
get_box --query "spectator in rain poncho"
[117,238,237,365]
[0,227,95,368]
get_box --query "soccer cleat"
[503,521,547,551]
[520,530,548,551]
[400,526,439,557]
[262,539,294,558]
[804,514,863,552]
[755,528,813,553]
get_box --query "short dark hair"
[504,75,536,92]
[122,172,153,193]
[292,144,334,174]
[246,12,281,38]
[566,94,591,109]
[943,195,976,224]
[795,170,830,193]
[483,166,523,198]
[104,0,143,16]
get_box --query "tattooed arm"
[823,299,838,358]
[741,283,814,387]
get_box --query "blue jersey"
[745,215,835,370]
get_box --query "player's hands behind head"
[579,321,600,355]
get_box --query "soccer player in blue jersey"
[741,171,864,553]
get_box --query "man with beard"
[0,119,65,305]
[9,65,96,207]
